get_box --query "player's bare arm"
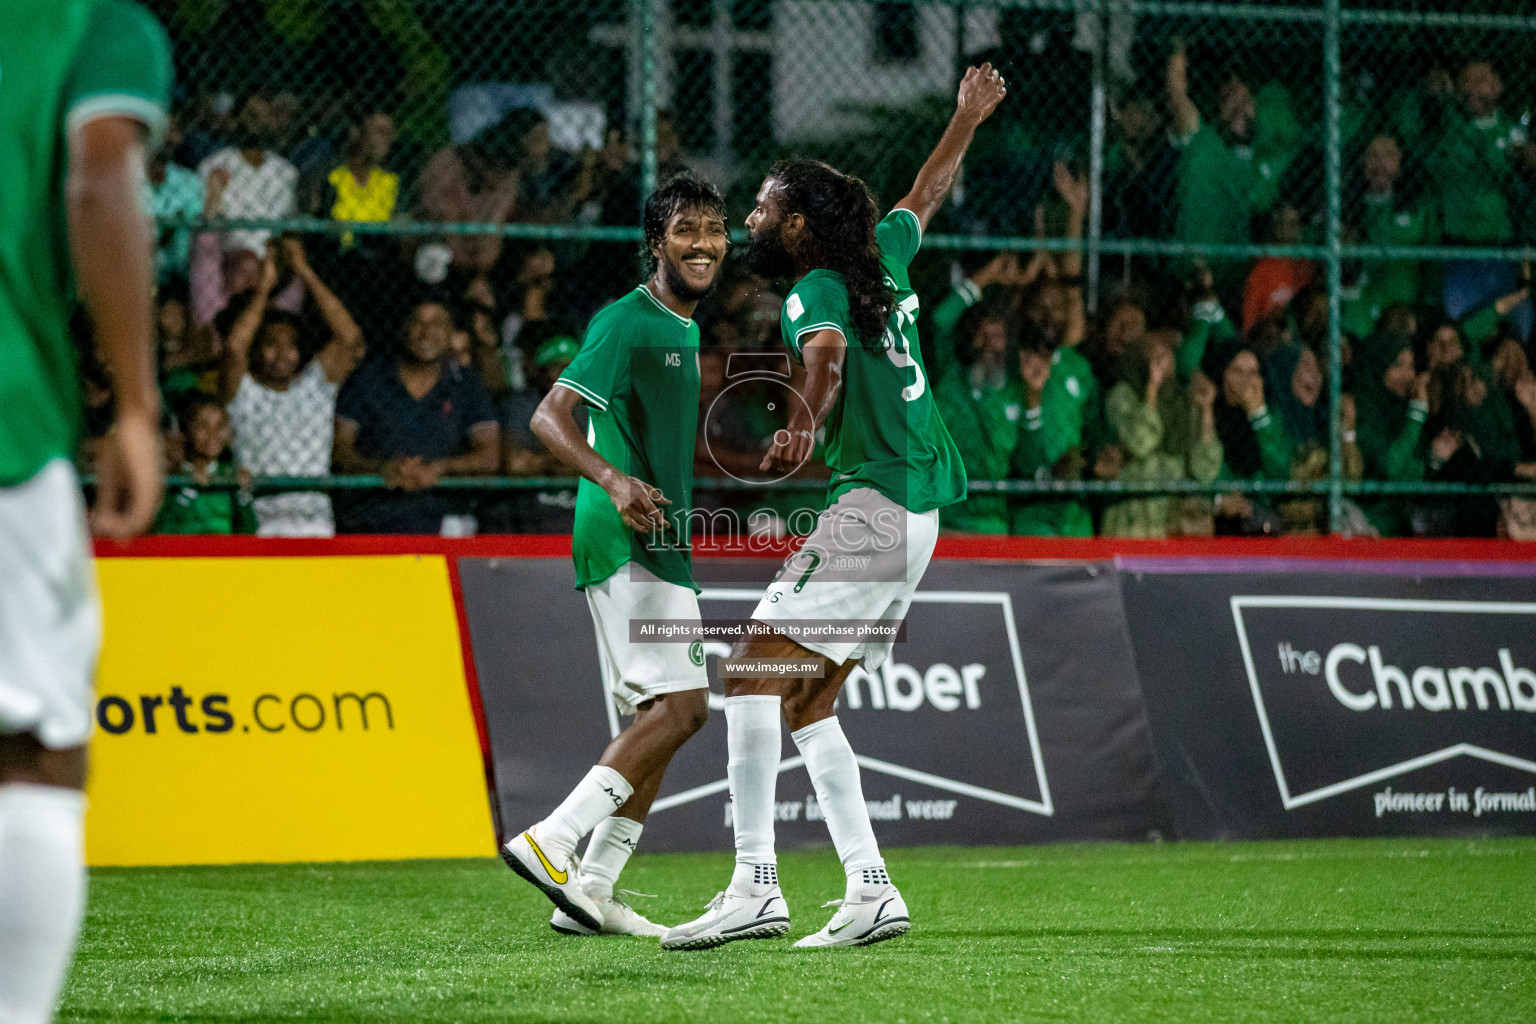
[761,328,846,474]
[69,115,163,540]
[895,63,1007,230]
[531,385,670,534]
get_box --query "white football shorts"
[586,563,709,716]
[0,459,102,749]
[752,486,939,671]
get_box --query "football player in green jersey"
[0,1,171,1019]
[663,64,1007,952]
[501,174,728,938]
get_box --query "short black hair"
[183,393,228,421]
[642,172,727,276]
[955,299,1011,367]
[259,309,304,336]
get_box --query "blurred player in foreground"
[0,1,171,1020]
[662,64,1007,951]
[502,174,728,936]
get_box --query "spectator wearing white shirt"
[197,94,299,260]
[191,166,305,330]
[220,238,365,537]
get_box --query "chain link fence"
[119,0,1536,539]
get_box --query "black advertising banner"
[458,558,1161,852]
[1121,569,1536,840]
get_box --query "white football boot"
[659,888,791,950]
[793,886,910,948]
[551,891,667,938]
[501,828,604,933]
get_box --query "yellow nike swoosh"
[524,832,568,884]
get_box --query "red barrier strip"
[445,556,496,824]
[96,534,1533,562]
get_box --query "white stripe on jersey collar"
[638,284,694,327]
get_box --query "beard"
[742,226,797,280]
[659,254,717,303]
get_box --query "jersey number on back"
[884,294,925,402]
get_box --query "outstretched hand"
[956,63,1008,127]
[1053,161,1089,216]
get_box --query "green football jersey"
[779,208,967,513]
[0,0,172,487]
[557,285,701,591]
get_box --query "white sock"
[0,784,87,1024]
[725,695,781,896]
[578,816,643,900]
[791,717,887,900]
[534,766,633,865]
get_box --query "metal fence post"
[1324,0,1344,534]
[638,0,659,209]
[1086,0,1107,315]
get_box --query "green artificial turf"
[62,838,1536,1024]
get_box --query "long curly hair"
[769,159,894,348]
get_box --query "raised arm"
[217,256,276,404]
[69,115,163,538]
[1166,45,1201,141]
[280,237,365,383]
[1051,162,1089,347]
[531,385,670,533]
[761,329,846,474]
[895,63,1008,231]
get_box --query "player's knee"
[664,689,709,738]
[782,678,838,730]
[780,682,816,727]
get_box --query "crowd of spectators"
[97,47,1536,539]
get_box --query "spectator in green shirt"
[154,397,252,535]
[1009,335,1099,537]
[1172,266,1239,381]
[935,301,1025,534]
[1100,334,1223,538]
[1264,341,1365,534]
[1427,61,1532,246]
[1429,60,1535,343]
[1007,162,1097,536]
[1342,135,1439,342]
[926,248,1045,386]
[1166,44,1304,299]
[1353,308,1430,537]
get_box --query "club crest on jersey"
[786,294,805,321]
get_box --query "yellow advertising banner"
[87,556,495,866]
